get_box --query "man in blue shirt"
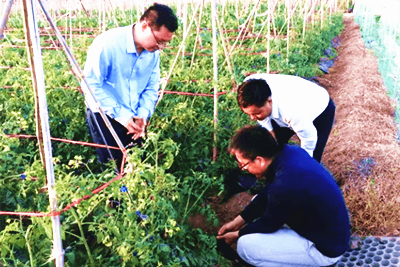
[84,4,178,168]
[217,125,350,266]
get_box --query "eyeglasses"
[149,26,168,47]
[237,160,251,170]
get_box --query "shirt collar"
[127,23,139,55]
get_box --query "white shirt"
[244,74,330,157]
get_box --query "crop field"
[2,0,399,266]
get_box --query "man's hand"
[218,215,245,236]
[217,215,245,245]
[124,117,146,140]
[216,231,239,245]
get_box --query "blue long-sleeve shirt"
[239,145,350,258]
[83,24,160,126]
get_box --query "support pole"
[158,0,202,103]
[38,0,127,173]
[211,0,218,161]
[0,0,14,40]
[267,0,271,74]
[215,10,236,88]
[21,0,64,265]
[77,0,90,18]
[21,0,45,170]
[189,0,204,69]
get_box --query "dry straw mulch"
[320,15,400,236]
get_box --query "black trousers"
[86,108,143,168]
[271,98,336,163]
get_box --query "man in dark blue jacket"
[217,125,350,266]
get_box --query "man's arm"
[257,118,276,140]
[136,56,161,122]
[84,39,118,113]
[239,182,297,237]
[292,122,318,157]
[123,56,160,139]
[269,129,276,140]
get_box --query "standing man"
[217,125,350,266]
[83,3,178,168]
[237,73,336,162]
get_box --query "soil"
[189,13,400,253]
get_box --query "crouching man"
[217,125,350,267]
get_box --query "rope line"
[5,133,120,150]
[161,90,228,97]
[0,173,124,217]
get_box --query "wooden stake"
[21,0,45,169]
[321,0,324,29]
[216,8,236,87]
[158,1,202,103]
[267,0,271,74]
[0,0,14,40]
[189,0,204,69]
[211,0,218,161]
[22,0,64,265]
[77,0,90,18]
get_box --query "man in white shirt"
[237,74,336,163]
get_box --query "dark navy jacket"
[239,145,350,258]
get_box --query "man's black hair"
[229,125,280,161]
[237,79,272,108]
[140,3,178,33]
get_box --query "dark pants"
[271,98,336,163]
[86,108,143,168]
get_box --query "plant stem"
[183,182,212,221]
[19,218,34,267]
[25,225,34,267]
[71,208,95,267]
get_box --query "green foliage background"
[0,2,343,266]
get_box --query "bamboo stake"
[136,0,140,23]
[130,0,133,24]
[302,0,309,39]
[21,0,45,169]
[38,0,127,173]
[107,0,119,28]
[69,2,72,51]
[321,0,324,29]
[251,3,275,51]
[64,10,67,38]
[0,0,14,40]
[189,0,204,69]
[77,0,90,18]
[216,8,236,87]
[268,0,279,37]
[235,0,239,28]
[303,0,318,39]
[182,0,188,62]
[158,0,202,103]
[98,1,102,32]
[102,0,106,32]
[285,0,297,58]
[211,0,218,161]
[22,0,64,265]
[224,0,261,66]
[267,0,271,74]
